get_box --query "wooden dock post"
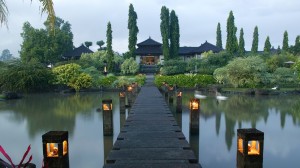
[102,99,113,136]
[190,98,200,135]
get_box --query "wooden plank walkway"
[104,75,201,168]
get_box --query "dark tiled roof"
[63,45,94,59]
[135,38,222,56]
[137,37,162,46]
[135,46,162,56]
[198,41,223,53]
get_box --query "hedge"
[154,74,216,87]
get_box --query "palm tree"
[0,0,55,30]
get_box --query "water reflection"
[169,91,300,168]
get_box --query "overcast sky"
[1,0,300,57]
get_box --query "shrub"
[121,58,139,75]
[160,59,187,75]
[154,74,215,87]
[0,60,53,92]
[98,75,118,87]
[272,67,298,86]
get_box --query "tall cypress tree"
[282,30,289,52]
[251,26,259,53]
[226,11,238,54]
[293,35,300,55]
[238,28,245,56]
[106,22,114,72]
[264,36,271,53]
[160,6,170,60]
[128,4,139,58]
[169,10,180,59]
[216,22,222,49]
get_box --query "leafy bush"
[160,59,187,75]
[272,67,298,86]
[154,74,215,87]
[52,63,92,91]
[98,75,118,87]
[121,58,139,75]
[266,53,297,72]
[214,56,268,88]
[0,60,53,92]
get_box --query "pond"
[0,91,300,167]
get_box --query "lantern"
[119,92,126,98]
[102,99,113,136]
[119,92,126,113]
[176,92,182,113]
[190,99,200,110]
[237,128,264,168]
[102,99,112,111]
[127,86,133,92]
[42,131,69,168]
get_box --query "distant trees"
[121,57,139,75]
[0,49,13,61]
[84,41,92,48]
[226,11,238,54]
[160,6,170,60]
[282,30,289,52]
[106,22,114,72]
[238,28,245,56]
[169,10,180,59]
[128,3,139,58]
[251,26,259,53]
[264,36,271,53]
[20,17,73,65]
[216,22,222,49]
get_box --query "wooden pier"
[104,75,201,168]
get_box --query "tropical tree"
[251,26,259,53]
[106,22,114,72]
[292,36,300,55]
[0,49,13,61]
[216,22,222,49]
[226,11,238,54]
[0,0,55,30]
[264,36,271,53]
[20,17,73,65]
[96,40,105,50]
[121,57,139,75]
[84,41,92,48]
[128,3,139,58]
[169,10,180,59]
[160,6,170,60]
[238,28,245,56]
[282,30,289,52]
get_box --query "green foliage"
[80,51,106,69]
[213,67,228,84]
[272,67,298,86]
[169,10,180,59]
[160,59,187,75]
[264,36,271,53]
[160,6,170,60]
[293,59,300,80]
[214,56,268,88]
[20,17,73,65]
[52,63,92,91]
[154,74,215,88]
[282,30,289,52]
[84,41,92,48]
[69,73,93,92]
[226,11,238,54]
[292,36,300,55]
[106,22,114,72]
[128,3,139,58]
[251,26,259,53]
[266,53,297,72]
[197,51,233,74]
[238,28,245,56]
[98,75,118,87]
[96,40,105,50]
[121,58,139,75]
[216,22,222,49]
[0,60,53,92]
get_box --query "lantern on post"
[119,92,126,113]
[176,92,182,113]
[237,128,264,168]
[103,61,108,76]
[102,99,113,136]
[42,131,69,168]
[126,85,133,107]
[167,86,174,104]
[189,98,200,134]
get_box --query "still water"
[0,91,300,167]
